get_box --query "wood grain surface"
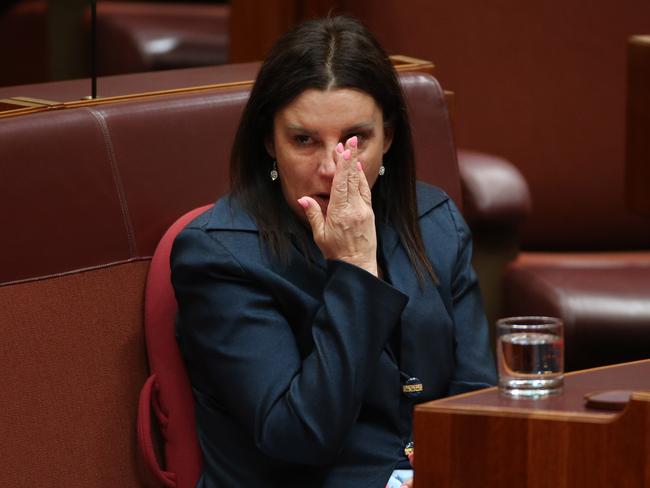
[413,360,650,487]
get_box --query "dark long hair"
[230,15,436,284]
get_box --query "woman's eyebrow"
[343,122,375,133]
[286,124,314,133]
[285,122,375,133]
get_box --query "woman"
[171,16,496,488]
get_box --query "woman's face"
[266,88,393,221]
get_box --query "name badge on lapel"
[401,375,423,398]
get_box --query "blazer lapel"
[379,184,451,384]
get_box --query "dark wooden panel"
[626,36,650,216]
[229,0,346,63]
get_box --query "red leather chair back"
[138,204,212,488]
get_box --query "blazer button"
[402,377,423,398]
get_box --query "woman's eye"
[294,135,312,146]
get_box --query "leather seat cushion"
[502,252,650,371]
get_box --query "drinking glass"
[496,316,564,397]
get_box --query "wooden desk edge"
[415,399,618,423]
[416,359,650,423]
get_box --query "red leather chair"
[138,205,211,488]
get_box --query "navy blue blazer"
[171,182,496,488]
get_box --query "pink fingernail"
[297,198,309,209]
[336,142,344,153]
[356,161,363,171]
[349,136,358,148]
[343,149,351,160]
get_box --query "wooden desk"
[413,360,650,487]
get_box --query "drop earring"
[270,161,279,181]
[378,164,385,176]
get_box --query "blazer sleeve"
[171,227,409,466]
[446,202,498,395]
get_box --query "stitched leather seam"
[88,108,139,258]
[0,257,151,287]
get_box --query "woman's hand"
[298,136,378,276]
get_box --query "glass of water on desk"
[497,316,564,397]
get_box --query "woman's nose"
[317,148,337,177]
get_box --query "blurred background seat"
[500,34,650,371]
[92,1,230,76]
[503,253,650,371]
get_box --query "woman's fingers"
[305,136,377,275]
[330,142,348,205]
[345,136,360,199]
[297,196,325,240]
[357,160,372,205]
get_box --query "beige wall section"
[349,0,650,249]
